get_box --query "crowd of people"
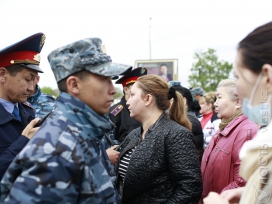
[0,21,272,204]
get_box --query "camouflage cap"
[168,81,181,87]
[190,87,205,96]
[48,38,132,82]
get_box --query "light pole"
[149,17,152,60]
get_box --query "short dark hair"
[5,64,24,76]
[160,64,168,68]
[238,21,272,74]
[58,70,90,92]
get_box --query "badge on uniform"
[141,67,147,74]
[23,101,35,109]
[110,105,123,116]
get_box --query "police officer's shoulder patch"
[110,105,123,116]
[22,101,35,109]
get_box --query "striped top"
[119,147,136,182]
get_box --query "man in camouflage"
[27,74,56,118]
[0,38,132,203]
[189,87,205,118]
[190,87,205,102]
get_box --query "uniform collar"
[57,92,113,139]
[220,114,247,136]
[0,98,18,114]
[27,85,41,104]
[0,101,34,125]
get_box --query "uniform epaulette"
[22,101,35,109]
[110,105,123,116]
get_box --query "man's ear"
[123,86,129,95]
[124,85,133,94]
[0,67,8,83]
[36,75,40,83]
[66,76,80,95]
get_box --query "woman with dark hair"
[116,75,202,203]
[172,83,204,163]
[203,21,272,204]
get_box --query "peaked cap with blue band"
[0,33,45,73]
[48,38,132,82]
[115,67,147,87]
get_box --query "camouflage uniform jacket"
[27,85,56,118]
[0,92,117,204]
[101,115,120,150]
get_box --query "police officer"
[190,87,205,102]
[0,33,45,180]
[27,74,56,118]
[0,37,132,203]
[189,87,206,118]
[109,67,147,143]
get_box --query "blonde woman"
[116,75,202,203]
[199,92,221,147]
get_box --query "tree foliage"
[40,86,123,99]
[41,87,59,97]
[188,48,233,92]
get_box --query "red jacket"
[200,114,259,202]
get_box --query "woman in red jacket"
[200,79,259,203]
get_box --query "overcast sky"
[1,0,272,89]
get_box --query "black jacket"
[0,102,35,180]
[187,111,204,162]
[109,96,141,143]
[116,113,202,204]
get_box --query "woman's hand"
[203,192,229,204]
[220,187,244,203]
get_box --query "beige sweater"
[239,122,272,204]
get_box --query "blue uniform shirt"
[0,98,18,114]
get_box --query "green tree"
[41,87,59,97]
[114,86,123,99]
[188,48,233,92]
